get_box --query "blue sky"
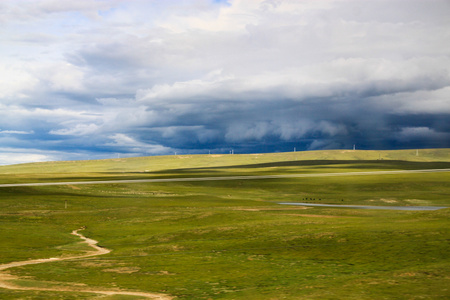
[1,0,449,165]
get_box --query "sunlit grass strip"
[1,168,449,187]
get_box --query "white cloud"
[0,130,34,135]
[156,0,260,33]
[44,62,85,92]
[50,123,99,136]
[0,104,100,122]
[0,64,39,100]
[106,133,172,155]
[375,86,450,114]
[0,153,50,165]
[397,127,450,142]
[136,56,450,105]
[0,147,56,165]
[0,0,117,23]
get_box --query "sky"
[1,0,449,165]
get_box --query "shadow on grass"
[151,160,450,174]
[4,160,449,187]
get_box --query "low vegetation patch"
[0,149,449,299]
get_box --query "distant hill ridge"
[0,149,449,174]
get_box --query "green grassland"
[0,149,449,299]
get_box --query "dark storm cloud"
[0,0,449,164]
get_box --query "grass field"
[0,149,449,299]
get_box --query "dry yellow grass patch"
[278,214,343,218]
[67,185,81,190]
[234,207,309,211]
[103,267,141,274]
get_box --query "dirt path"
[0,229,172,299]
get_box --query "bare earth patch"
[103,267,141,274]
[367,198,398,203]
[67,185,81,190]
[234,207,310,211]
[396,272,418,277]
[380,198,398,203]
[405,199,431,205]
[278,214,343,218]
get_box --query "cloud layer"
[1,0,449,164]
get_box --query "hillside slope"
[0,149,448,175]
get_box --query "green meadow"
[0,149,449,299]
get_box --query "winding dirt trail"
[0,229,172,299]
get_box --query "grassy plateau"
[0,149,449,299]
